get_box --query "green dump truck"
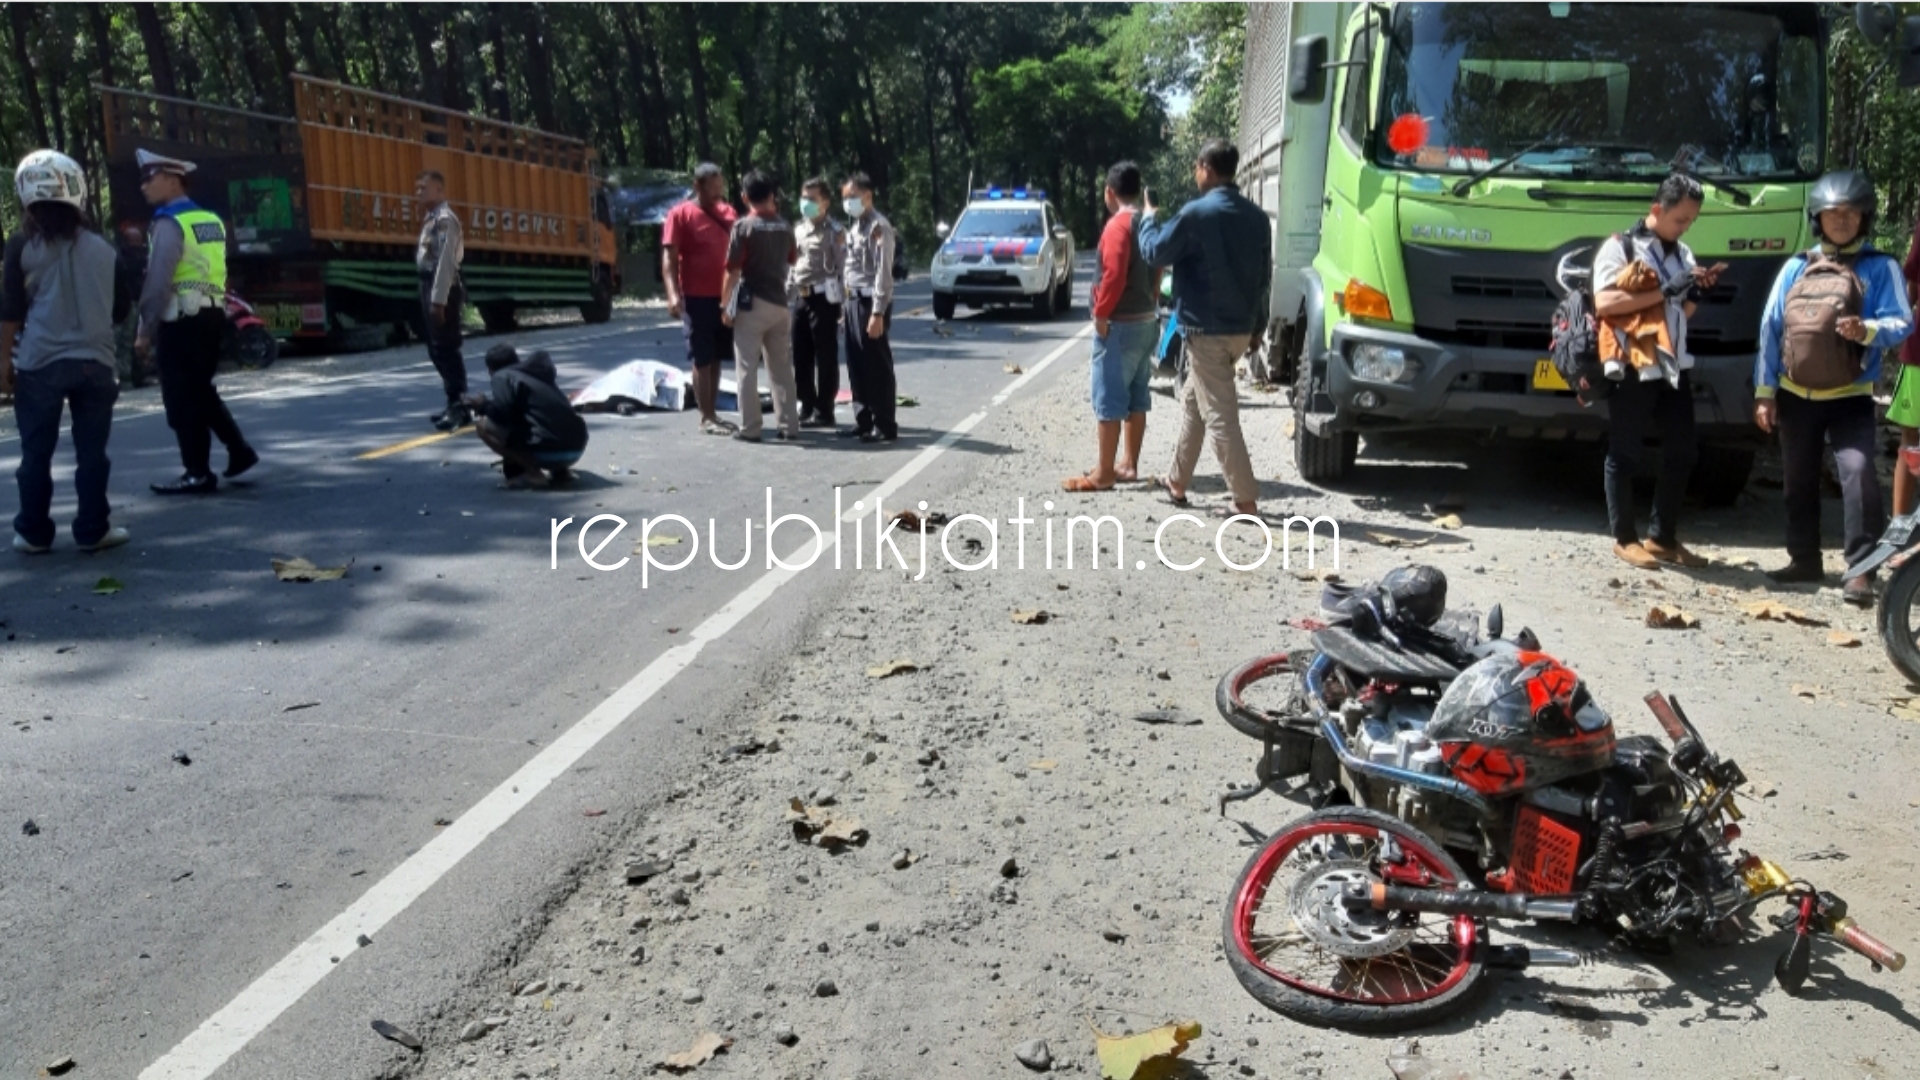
[1240,2,1834,502]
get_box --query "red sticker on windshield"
[1387,114,1431,156]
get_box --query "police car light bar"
[971,187,1046,201]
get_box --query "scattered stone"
[990,883,1018,904]
[773,1022,798,1046]
[355,934,372,948]
[369,1019,423,1052]
[459,1021,492,1042]
[1000,857,1020,878]
[626,858,672,884]
[666,886,691,905]
[519,979,548,996]
[681,987,704,1004]
[917,748,941,766]
[678,868,703,883]
[1014,1038,1054,1071]
[171,750,191,766]
[1101,929,1127,943]
[44,1058,75,1076]
[813,978,839,997]
[22,819,39,836]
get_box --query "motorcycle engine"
[1347,689,1449,830]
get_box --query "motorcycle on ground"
[1215,566,1904,1030]
[1845,444,1920,683]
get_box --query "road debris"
[1740,601,1828,627]
[1431,513,1464,530]
[1827,631,1862,648]
[1014,1038,1053,1071]
[1012,609,1051,625]
[22,819,40,836]
[93,576,124,595]
[626,858,672,884]
[282,701,321,712]
[866,659,919,679]
[891,848,919,869]
[1004,362,1024,374]
[1131,708,1200,726]
[1646,606,1698,630]
[43,1058,75,1077]
[369,1019,423,1051]
[1368,532,1432,549]
[787,797,868,848]
[659,1031,733,1071]
[171,750,192,766]
[1093,1019,1201,1080]
[1387,1038,1477,1080]
[272,557,349,582]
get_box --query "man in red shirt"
[663,163,738,434]
[1065,161,1159,491]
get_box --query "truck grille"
[1452,276,1553,301]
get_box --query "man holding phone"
[1754,171,1913,602]
[1592,174,1717,571]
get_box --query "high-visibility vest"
[154,202,226,314]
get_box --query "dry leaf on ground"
[1792,684,1823,700]
[639,535,684,550]
[865,659,919,679]
[1740,600,1828,627]
[1012,610,1051,625]
[659,1031,733,1071]
[1431,513,1463,530]
[1030,759,1058,772]
[272,557,348,582]
[1094,1020,1202,1080]
[786,797,868,848]
[92,577,124,595]
[1827,631,1862,648]
[1646,606,1698,629]
[1003,362,1024,374]
[1368,532,1432,549]
[1889,697,1920,722]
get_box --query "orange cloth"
[1598,262,1676,374]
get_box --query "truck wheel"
[933,292,957,321]
[479,302,517,335]
[1688,445,1755,508]
[1032,278,1057,320]
[1294,362,1357,483]
[580,277,614,325]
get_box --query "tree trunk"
[924,64,940,219]
[7,3,50,146]
[633,6,675,166]
[517,5,558,131]
[254,6,298,104]
[288,6,334,79]
[679,3,713,163]
[439,12,469,112]
[353,4,387,89]
[228,6,285,112]
[399,5,444,106]
[131,3,179,98]
[484,4,514,122]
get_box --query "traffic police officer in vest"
[134,149,255,494]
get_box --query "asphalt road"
[0,266,1096,1080]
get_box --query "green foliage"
[1828,6,1920,257]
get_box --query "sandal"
[1157,476,1190,508]
[1208,505,1262,521]
[701,419,731,436]
[1061,474,1114,493]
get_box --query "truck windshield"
[953,208,1045,239]
[1375,3,1824,181]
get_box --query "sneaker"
[1613,541,1661,571]
[77,527,130,553]
[797,407,818,426]
[732,430,763,443]
[801,413,836,429]
[151,472,218,495]
[1844,572,1877,607]
[433,403,473,432]
[1766,559,1824,584]
[12,532,50,554]
[1643,539,1709,568]
[859,430,899,444]
[546,466,575,487]
[224,443,260,479]
[837,427,871,439]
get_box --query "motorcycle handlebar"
[1835,918,1907,972]
[1642,691,1690,743]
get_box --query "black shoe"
[1767,559,1824,584]
[837,427,871,439]
[224,443,260,479]
[858,430,898,444]
[433,403,473,432]
[797,407,818,426]
[151,472,217,495]
[801,413,837,429]
[1844,572,1877,607]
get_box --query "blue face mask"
[800,198,821,220]
[843,196,865,218]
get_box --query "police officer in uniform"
[415,169,469,430]
[134,149,255,494]
[839,172,898,443]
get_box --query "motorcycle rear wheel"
[1223,807,1489,1031]
[1877,554,1920,685]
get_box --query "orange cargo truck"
[100,75,620,348]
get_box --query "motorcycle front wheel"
[1877,553,1920,685]
[1222,807,1489,1031]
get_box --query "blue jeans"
[13,358,119,547]
[1091,318,1155,421]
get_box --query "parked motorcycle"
[1152,275,1187,399]
[1215,567,1904,1031]
[1844,444,1920,683]
[220,293,279,372]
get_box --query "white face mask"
[843,196,865,218]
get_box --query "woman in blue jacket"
[1754,171,1914,604]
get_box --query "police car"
[930,187,1075,321]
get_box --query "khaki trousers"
[1166,332,1258,505]
[732,300,798,437]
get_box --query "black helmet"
[1381,564,1447,627]
[1808,171,1877,240]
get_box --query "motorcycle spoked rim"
[1229,818,1476,1006]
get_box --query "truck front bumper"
[1309,323,1762,443]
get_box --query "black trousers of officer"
[790,291,842,420]
[156,307,247,477]
[842,294,897,437]
[420,277,467,403]
[1777,390,1884,567]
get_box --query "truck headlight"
[1017,254,1041,267]
[1351,344,1413,383]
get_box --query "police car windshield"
[952,208,1045,240]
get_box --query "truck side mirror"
[935,221,951,239]
[1899,17,1920,87]
[1289,35,1330,104]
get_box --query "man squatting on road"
[417,169,471,432]
[465,345,588,490]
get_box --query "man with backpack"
[1590,174,1721,571]
[1754,171,1913,604]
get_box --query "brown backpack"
[1780,253,1866,390]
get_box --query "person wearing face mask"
[1754,170,1914,603]
[788,176,845,428]
[839,173,899,444]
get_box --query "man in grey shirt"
[416,169,469,430]
[789,176,845,427]
[839,172,898,443]
[2,150,133,552]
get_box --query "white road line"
[137,323,1091,1080]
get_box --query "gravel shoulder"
[391,354,1920,1080]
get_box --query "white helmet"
[15,150,86,210]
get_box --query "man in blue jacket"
[1754,171,1914,604]
[1138,139,1272,518]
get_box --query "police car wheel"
[933,292,957,321]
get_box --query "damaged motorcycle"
[1215,566,1904,1030]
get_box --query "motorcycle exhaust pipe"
[1341,882,1582,922]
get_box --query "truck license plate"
[1531,360,1570,391]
